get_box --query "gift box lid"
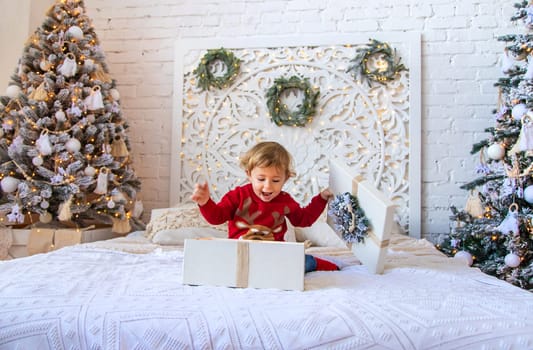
[328,159,396,274]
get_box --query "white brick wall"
[3,0,518,239]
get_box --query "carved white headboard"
[171,33,421,237]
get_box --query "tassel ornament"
[111,217,131,234]
[91,65,112,83]
[111,135,129,157]
[465,189,484,218]
[29,82,48,101]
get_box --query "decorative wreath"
[347,39,407,85]
[193,48,241,91]
[265,76,319,127]
[328,192,370,243]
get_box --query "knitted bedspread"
[1,234,532,349]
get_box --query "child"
[190,141,339,272]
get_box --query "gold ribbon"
[235,241,249,288]
[367,231,390,248]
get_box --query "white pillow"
[151,227,226,245]
[294,221,347,248]
[145,204,227,240]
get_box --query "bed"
[2,36,533,349]
[1,161,533,349]
[1,229,533,349]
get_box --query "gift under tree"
[0,0,142,233]
[436,1,533,291]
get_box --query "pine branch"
[459,174,504,191]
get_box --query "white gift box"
[328,160,395,274]
[183,238,305,291]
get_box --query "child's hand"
[190,182,210,206]
[320,188,334,201]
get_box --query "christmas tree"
[0,0,142,233]
[436,1,533,291]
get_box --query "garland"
[193,48,241,91]
[347,39,407,85]
[328,192,370,243]
[265,76,319,127]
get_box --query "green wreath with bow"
[265,76,319,127]
[193,48,241,91]
[347,39,407,85]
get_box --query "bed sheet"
[0,234,532,350]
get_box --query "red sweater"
[198,183,327,241]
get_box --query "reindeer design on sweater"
[235,197,289,241]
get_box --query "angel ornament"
[525,55,533,80]
[94,167,109,194]
[39,53,52,72]
[58,195,73,221]
[496,203,520,235]
[36,130,53,156]
[519,114,533,155]
[57,53,78,78]
[83,85,104,111]
[501,48,515,74]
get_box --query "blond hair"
[239,141,296,179]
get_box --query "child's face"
[247,166,287,202]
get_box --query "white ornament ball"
[504,253,521,268]
[112,190,126,202]
[39,211,53,224]
[109,88,120,101]
[84,166,96,176]
[524,185,533,204]
[454,250,473,266]
[87,114,95,123]
[1,176,20,193]
[487,143,506,160]
[84,59,94,71]
[32,156,44,166]
[511,103,528,119]
[55,110,66,122]
[39,60,51,72]
[67,25,84,40]
[107,199,116,209]
[5,85,21,99]
[65,138,81,153]
[40,200,49,209]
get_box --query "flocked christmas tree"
[437,1,533,291]
[0,0,143,233]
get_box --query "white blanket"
[1,234,532,349]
